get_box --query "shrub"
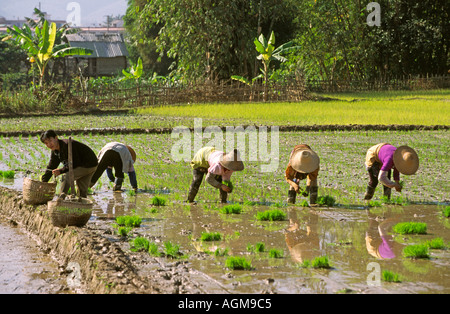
[393,222,427,235]
[256,209,286,221]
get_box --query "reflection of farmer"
[364,144,419,200]
[365,217,402,259]
[40,130,98,198]
[90,142,138,192]
[285,144,320,205]
[285,209,320,263]
[187,147,244,204]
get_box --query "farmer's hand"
[221,184,231,193]
[52,169,62,177]
[394,182,402,192]
[291,183,299,193]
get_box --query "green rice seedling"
[299,255,332,269]
[299,200,309,207]
[317,195,336,207]
[368,200,382,207]
[223,181,233,191]
[402,244,430,259]
[268,248,283,258]
[0,170,14,179]
[126,189,136,196]
[382,195,408,205]
[151,195,166,206]
[255,209,286,221]
[130,237,150,252]
[243,200,257,206]
[382,270,401,283]
[214,248,230,257]
[393,222,427,235]
[117,226,132,237]
[148,243,160,256]
[425,237,445,250]
[116,215,142,228]
[200,232,222,241]
[247,242,265,253]
[220,204,242,214]
[443,206,450,218]
[163,241,182,258]
[225,256,253,270]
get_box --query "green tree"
[3,17,92,87]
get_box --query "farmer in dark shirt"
[40,130,98,198]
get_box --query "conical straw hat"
[219,149,244,171]
[393,146,419,175]
[290,149,319,174]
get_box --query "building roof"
[66,32,128,58]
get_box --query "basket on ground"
[23,177,57,205]
[48,198,93,228]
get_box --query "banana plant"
[3,20,92,87]
[254,31,299,101]
[121,57,144,105]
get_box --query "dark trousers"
[366,162,392,199]
[188,168,227,203]
[90,150,123,186]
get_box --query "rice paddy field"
[0,89,449,294]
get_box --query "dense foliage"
[124,0,449,82]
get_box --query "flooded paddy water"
[0,129,448,294]
[90,190,450,294]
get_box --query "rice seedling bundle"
[225,256,253,270]
[393,222,427,235]
[402,244,430,259]
[255,209,286,221]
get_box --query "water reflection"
[92,192,136,218]
[285,209,320,263]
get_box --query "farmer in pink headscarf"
[364,143,419,200]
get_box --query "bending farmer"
[364,143,419,200]
[40,130,98,198]
[90,142,138,191]
[285,144,320,205]
[188,147,244,204]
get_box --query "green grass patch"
[382,270,402,283]
[0,170,15,179]
[151,195,167,206]
[115,215,142,228]
[220,204,242,214]
[393,222,427,235]
[247,242,265,253]
[255,209,286,221]
[443,206,450,218]
[225,256,253,270]
[268,248,283,258]
[300,255,332,269]
[402,244,430,259]
[200,232,222,241]
[424,237,445,250]
[317,195,336,207]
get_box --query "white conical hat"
[290,149,320,174]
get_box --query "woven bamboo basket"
[23,177,57,205]
[48,198,93,228]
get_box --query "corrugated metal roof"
[66,33,129,58]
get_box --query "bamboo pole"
[68,136,76,197]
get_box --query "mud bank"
[0,124,448,138]
[0,186,202,294]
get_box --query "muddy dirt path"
[0,220,71,294]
